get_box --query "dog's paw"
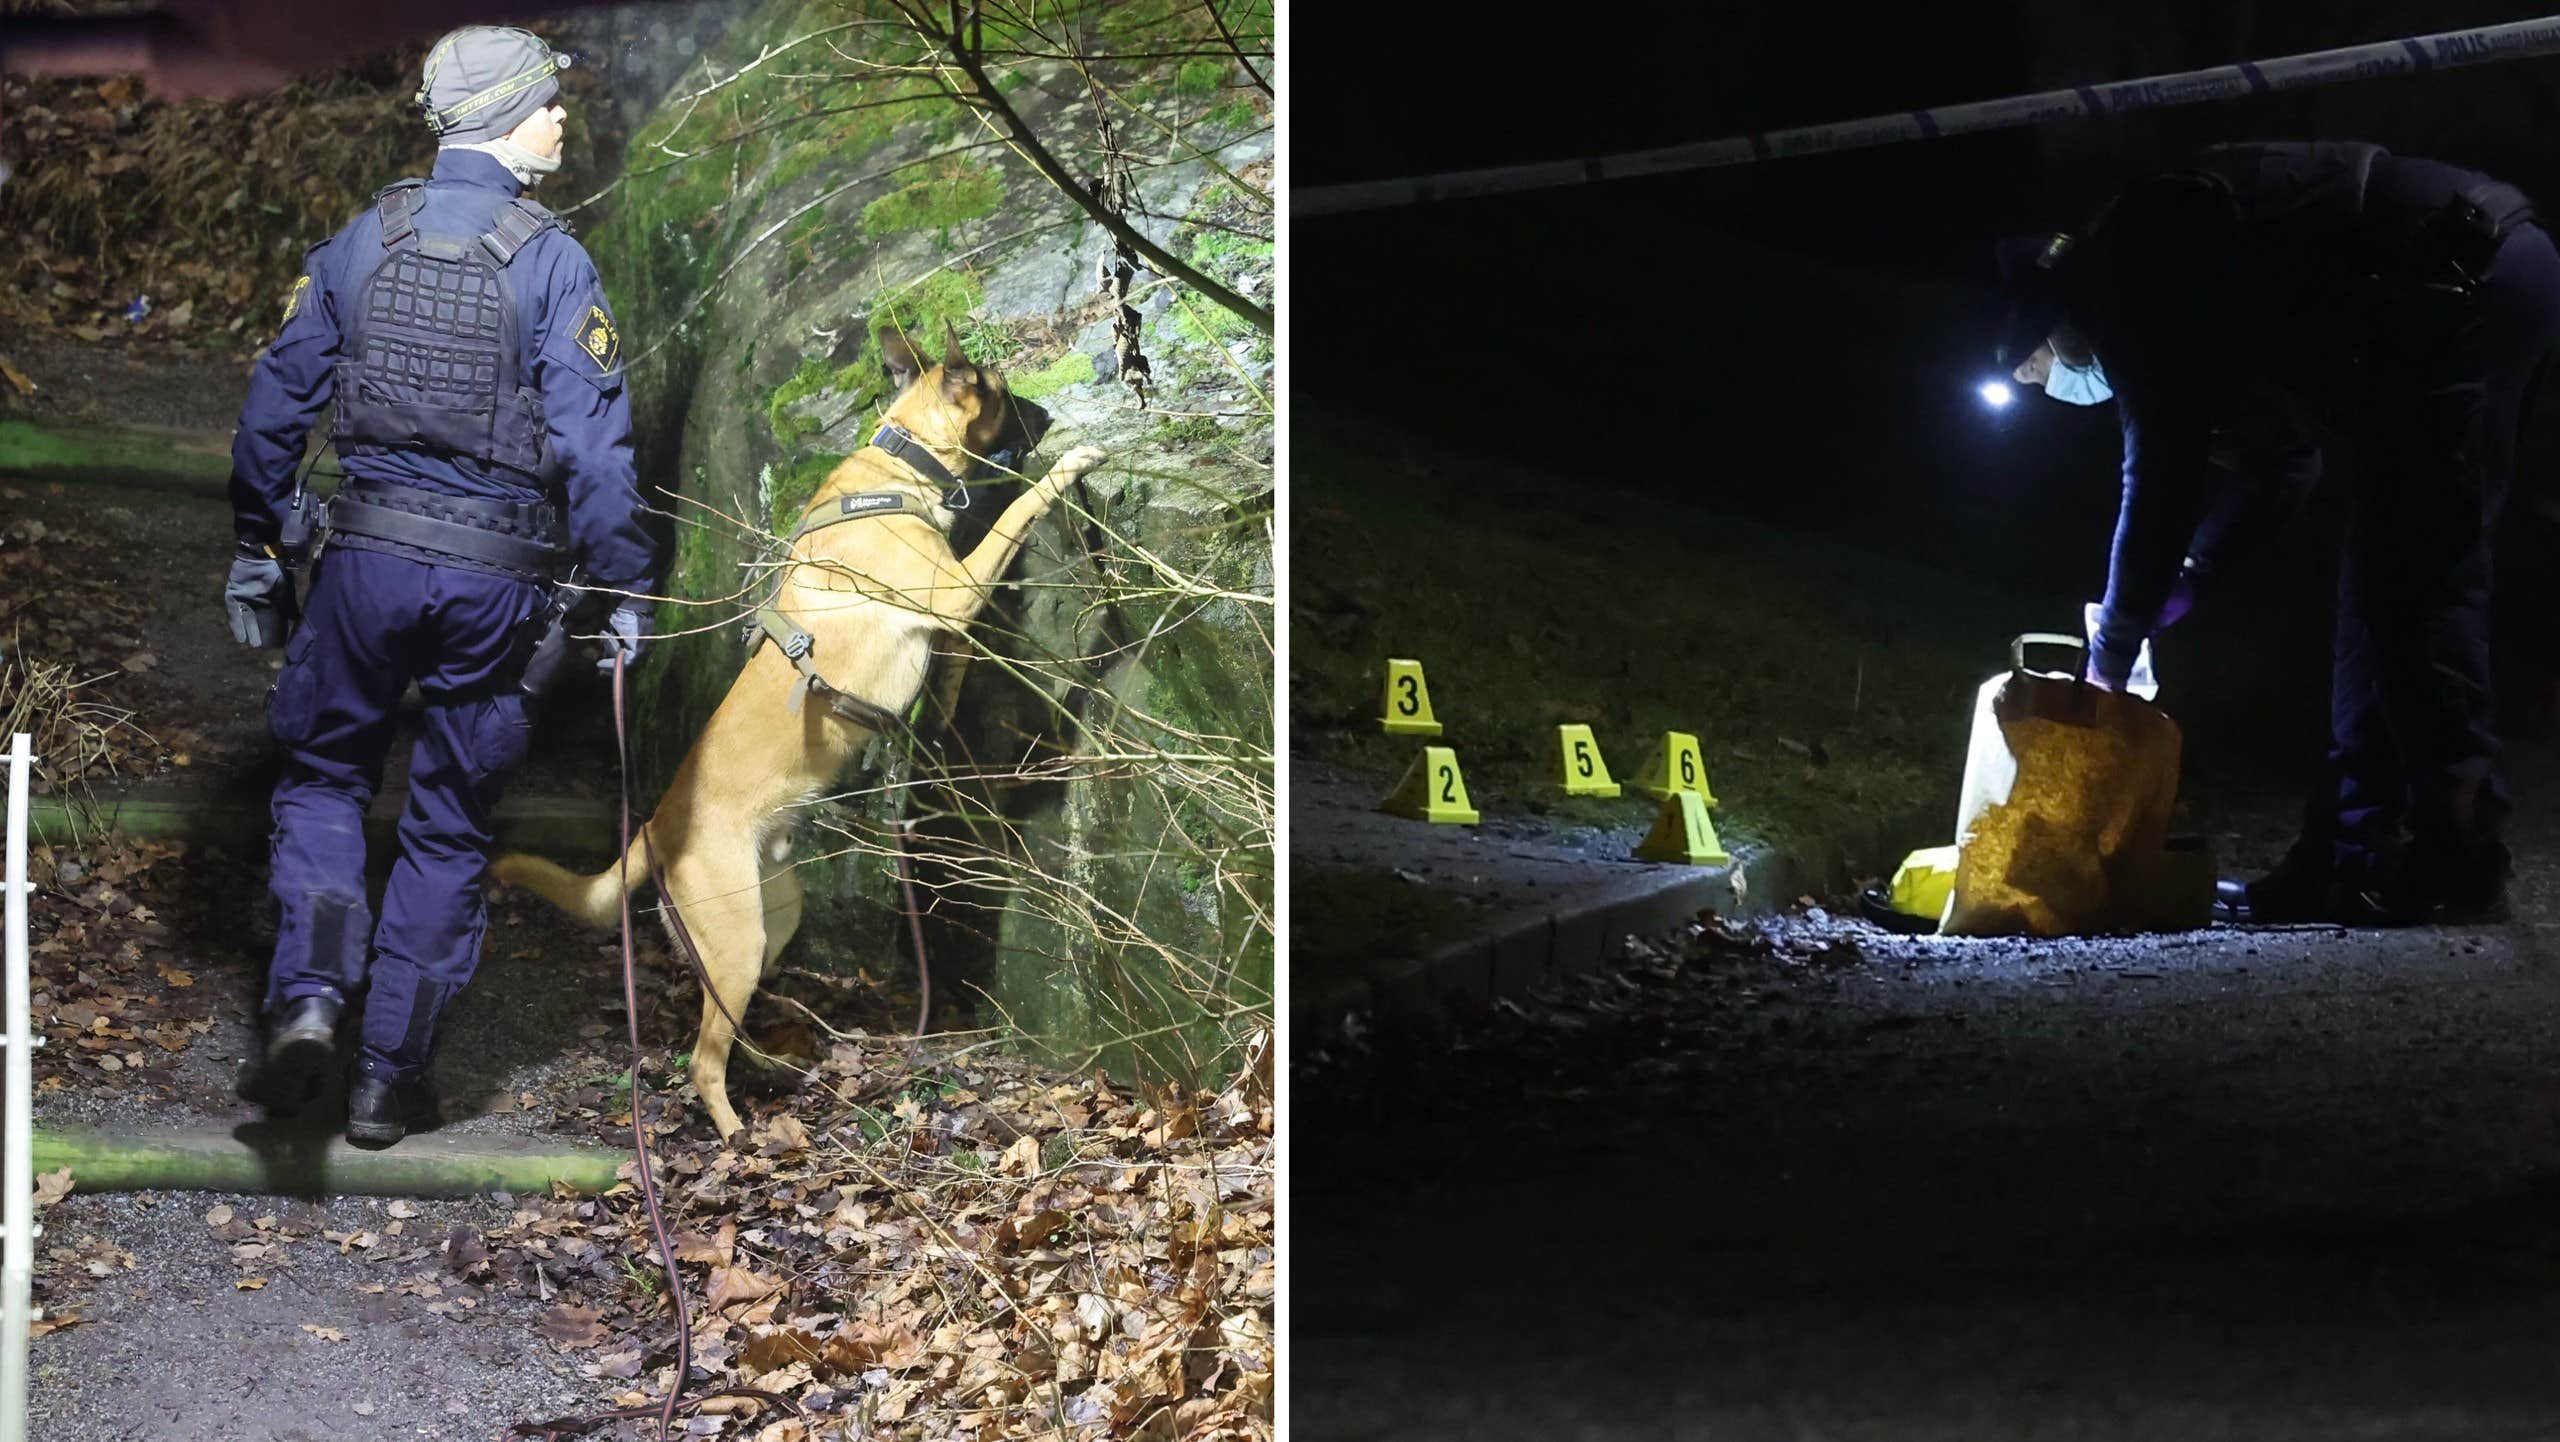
[1049,444,1108,479]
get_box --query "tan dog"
[494,323,1104,1141]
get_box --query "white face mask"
[2044,353,2113,406]
[450,136,562,188]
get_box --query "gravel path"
[1296,737,2560,1441]
[28,1192,597,1442]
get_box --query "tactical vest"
[333,179,559,480]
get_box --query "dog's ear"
[879,325,926,392]
[940,362,985,403]
[935,321,985,400]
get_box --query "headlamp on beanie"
[415,26,573,142]
[1981,231,2079,410]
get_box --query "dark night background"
[1290,1,2560,579]
[1290,6,2560,1439]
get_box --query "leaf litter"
[486,1033,1276,1439]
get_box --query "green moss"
[1098,0,1183,42]
[1185,231,1271,300]
[768,452,842,534]
[671,511,723,599]
[1166,291,1250,348]
[645,504,747,791]
[859,161,1001,245]
[781,207,833,280]
[768,352,886,452]
[767,357,833,448]
[769,142,831,190]
[1008,351,1096,401]
[1148,414,1226,449]
[1175,60,1228,96]
[977,0,1111,47]
[875,268,986,346]
[1203,100,1258,131]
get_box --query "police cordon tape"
[1296,14,2560,217]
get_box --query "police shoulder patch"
[282,275,312,324]
[577,304,620,372]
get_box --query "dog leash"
[507,653,799,1442]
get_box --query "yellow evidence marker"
[1379,745,1480,825]
[1633,789,1730,865]
[1552,724,1622,798]
[1629,730,1714,802]
[1379,658,1443,737]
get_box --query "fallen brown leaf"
[538,1303,608,1349]
[739,1328,823,1374]
[707,1265,781,1313]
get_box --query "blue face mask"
[2044,354,2113,406]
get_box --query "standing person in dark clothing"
[223,25,662,1144]
[1997,142,2560,926]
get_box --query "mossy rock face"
[592,0,1272,1086]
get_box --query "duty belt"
[324,479,564,581]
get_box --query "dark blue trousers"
[2319,225,2560,883]
[263,546,545,1083]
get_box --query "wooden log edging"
[34,1124,629,1199]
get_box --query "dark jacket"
[228,148,658,591]
[2071,143,2509,680]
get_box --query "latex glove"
[2155,571,2201,632]
[224,543,291,648]
[2082,601,2156,699]
[596,602,653,673]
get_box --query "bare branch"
[886,0,1273,337]
[1201,0,1273,97]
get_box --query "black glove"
[224,542,292,648]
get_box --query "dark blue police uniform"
[229,146,658,1086]
[2074,143,2560,905]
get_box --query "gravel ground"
[26,1191,597,1442]
[1295,736,2560,1440]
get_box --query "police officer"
[1997,143,2560,926]
[224,26,661,1145]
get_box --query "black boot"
[2394,840,2513,925]
[345,1073,440,1150]
[241,996,341,1113]
[2218,848,2439,929]
[2213,841,2336,924]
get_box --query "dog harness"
[747,487,949,731]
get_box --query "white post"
[1,732,33,1442]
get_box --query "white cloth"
[444,137,561,188]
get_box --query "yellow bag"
[1944,634,2184,936]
